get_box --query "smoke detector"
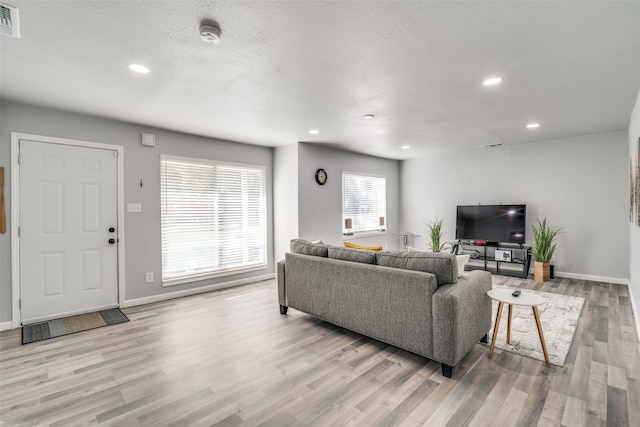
[0,2,20,38]
[199,24,221,44]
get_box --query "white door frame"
[10,132,126,329]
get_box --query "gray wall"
[297,143,401,250]
[0,100,274,324]
[629,89,640,336]
[401,131,629,281]
[273,143,299,263]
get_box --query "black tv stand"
[452,240,532,278]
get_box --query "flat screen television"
[455,204,526,244]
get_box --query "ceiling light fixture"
[401,145,410,150]
[308,129,320,135]
[128,63,150,74]
[200,24,222,44]
[483,77,502,86]
[363,114,375,120]
[526,123,540,129]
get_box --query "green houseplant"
[426,217,449,252]
[532,217,562,282]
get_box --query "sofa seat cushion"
[328,246,377,264]
[376,251,458,286]
[290,239,328,257]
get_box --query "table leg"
[489,302,504,358]
[507,304,512,345]
[532,306,550,366]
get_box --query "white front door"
[19,139,119,324]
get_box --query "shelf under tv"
[452,240,532,279]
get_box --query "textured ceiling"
[2,1,640,159]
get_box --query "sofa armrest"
[277,260,286,307]
[432,270,492,366]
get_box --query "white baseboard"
[121,274,275,308]
[554,271,629,286]
[628,286,640,343]
[0,321,14,332]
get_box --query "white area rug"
[487,285,585,367]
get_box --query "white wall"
[297,143,401,250]
[0,101,275,325]
[401,131,629,282]
[629,88,640,338]
[274,143,299,263]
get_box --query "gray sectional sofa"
[277,239,492,378]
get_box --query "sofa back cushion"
[290,239,328,257]
[376,251,458,286]
[328,246,377,264]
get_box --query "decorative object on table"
[485,284,584,367]
[532,217,562,282]
[315,168,327,185]
[393,232,421,250]
[344,218,353,235]
[495,249,512,262]
[379,216,386,232]
[0,167,5,233]
[426,217,449,252]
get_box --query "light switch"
[127,203,142,213]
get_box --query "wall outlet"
[127,203,142,213]
[145,272,154,283]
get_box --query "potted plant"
[532,217,562,282]
[426,217,449,252]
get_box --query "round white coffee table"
[487,288,550,366]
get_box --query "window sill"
[342,230,387,241]
[162,263,267,287]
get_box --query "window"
[160,155,267,285]
[342,172,386,235]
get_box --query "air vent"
[481,143,504,149]
[0,2,20,38]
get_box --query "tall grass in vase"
[532,217,562,282]
[426,217,449,252]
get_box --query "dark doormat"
[22,308,129,345]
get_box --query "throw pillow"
[343,241,384,251]
[456,254,470,277]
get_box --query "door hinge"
[18,299,21,309]
[18,226,20,237]
[18,153,21,164]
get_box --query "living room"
[1,1,640,425]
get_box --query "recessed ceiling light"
[363,114,375,120]
[308,129,320,135]
[128,63,150,74]
[526,123,540,129]
[401,145,410,150]
[483,77,502,86]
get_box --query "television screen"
[455,205,526,244]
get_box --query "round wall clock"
[315,168,327,185]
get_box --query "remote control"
[512,290,521,297]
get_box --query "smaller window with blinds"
[160,155,267,286]
[342,172,387,236]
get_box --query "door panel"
[20,140,118,324]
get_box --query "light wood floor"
[1,275,639,426]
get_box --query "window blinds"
[160,155,267,285]
[342,172,386,234]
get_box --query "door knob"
[108,238,116,244]
[108,227,115,233]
